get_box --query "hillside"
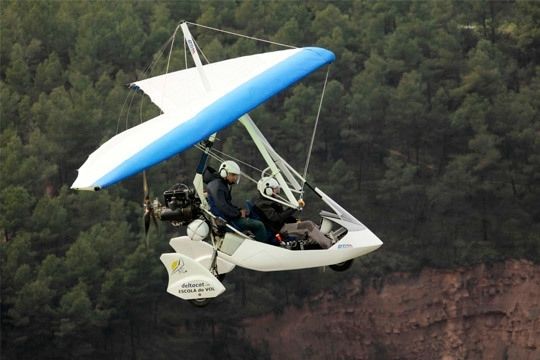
[243,260,540,359]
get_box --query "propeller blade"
[142,170,155,239]
[142,171,160,246]
[144,208,151,235]
[143,171,149,198]
[151,211,159,228]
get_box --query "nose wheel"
[329,259,353,272]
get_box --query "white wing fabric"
[71,47,335,190]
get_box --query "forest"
[1,0,539,359]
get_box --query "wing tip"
[303,47,336,63]
[70,181,101,192]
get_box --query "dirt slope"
[242,260,540,360]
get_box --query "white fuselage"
[169,223,382,273]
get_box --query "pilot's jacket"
[204,169,241,220]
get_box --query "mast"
[180,22,215,209]
[180,22,211,91]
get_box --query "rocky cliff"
[242,259,540,360]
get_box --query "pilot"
[206,160,267,242]
[253,177,332,249]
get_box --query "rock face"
[242,260,540,359]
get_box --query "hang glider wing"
[71,47,335,191]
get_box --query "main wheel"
[189,274,224,307]
[189,298,212,307]
[329,259,353,272]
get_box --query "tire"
[329,259,353,272]
[188,274,224,307]
[189,298,212,307]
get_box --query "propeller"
[143,171,159,240]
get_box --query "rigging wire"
[116,28,179,134]
[193,144,259,185]
[115,92,132,134]
[151,23,179,121]
[301,66,330,194]
[165,25,180,76]
[142,30,179,78]
[184,36,188,69]
[208,146,263,174]
[139,91,145,124]
[184,21,297,49]
[194,39,210,65]
[194,143,225,162]
[125,92,137,130]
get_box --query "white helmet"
[258,177,280,196]
[219,160,241,178]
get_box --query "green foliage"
[0,186,34,237]
[35,52,65,93]
[5,44,32,94]
[1,1,539,358]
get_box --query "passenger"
[205,160,268,242]
[253,177,332,249]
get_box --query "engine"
[159,183,201,225]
